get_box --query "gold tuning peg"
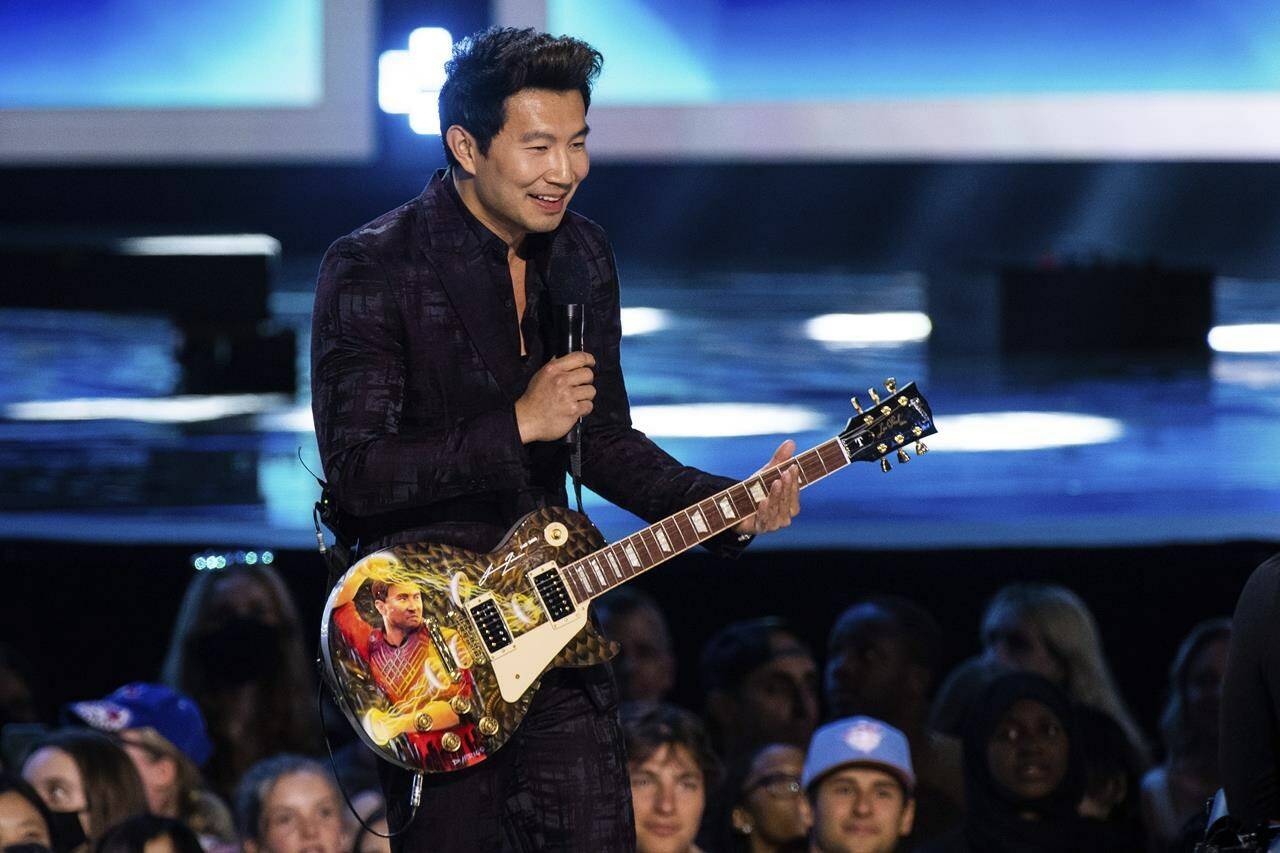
[896,448,910,464]
[885,377,897,393]
[914,441,928,455]
[867,387,881,405]
[850,396,863,414]
[880,458,892,473]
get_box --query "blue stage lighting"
[379,27,453,135]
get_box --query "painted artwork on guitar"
[321,380,937,773]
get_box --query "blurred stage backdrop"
[1,0,1277,722]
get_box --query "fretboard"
[556,438,851,604]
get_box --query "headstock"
[840,377,937,471]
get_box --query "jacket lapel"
[416,171,525,401]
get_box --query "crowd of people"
[0,562,1246,852]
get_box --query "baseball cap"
[802,716,915,793]
[67,682,212,767]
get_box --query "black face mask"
[189,616,282,686]
[46,810,85,853]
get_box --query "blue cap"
[69,683,213,768]
[802,716,914,793]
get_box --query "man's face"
[629,743,705,853]
[457,87,589,243]
[811,767,914,853]
[985,698,1069,802]
[373,583,423,634]
[607,606,675,703]
[824,607,920,723]
[716,632,819,752]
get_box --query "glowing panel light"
[927,412,1124,452]
[5,394,288,423]
[1207,324,1280,353]
[116,235,280,256]
[804,312,932,348]
[621,307,671,336]
[632,403,824,437]
[379,27,453,135]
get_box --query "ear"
[898,797,916,837]
[730,806,754,834]
[446,125,480,176]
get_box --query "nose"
[545,147,573,187]
[298,814,321,839]
[653,782,677,815]
[851,792,873,818]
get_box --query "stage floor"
[2,264,1277,552]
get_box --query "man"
[622,704,718,853]
[824,597,962,843]
[329,558,481,768]
[596,588,677,704]
[701,618,820,760]
[311,27,800,851]
[803,717,915,853]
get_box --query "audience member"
[1141,618,1231,851]
[1076,705,1145,849]
[802,716,915,853]
[67,683,233,847]
[933,583,1150,767]
[623,703,720,853]
[95,815,203,853]
[350,807,389,853]
[701,619,819,760]
[20,730,148,853]
[824,597,963,843]
[920,672,1124,853]
[161,566,318,798]
[597,588,677,705]
[0,772,54,852]
[233,755,347,853]
[700,743,810,853]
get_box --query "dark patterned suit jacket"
[311,170,745,558]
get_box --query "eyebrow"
[519,125,591,144]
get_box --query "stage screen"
[0,0,374,163]
[495,0,1280,160]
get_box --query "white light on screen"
[5,394,288,423]
[116,235,280,257]
[927,412,1124,452]
[804,312,932,348]
[620,307,671,336]
[1207,324,1280,353]
[379,27,454,135]
[631,403,824,437]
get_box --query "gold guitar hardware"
[449,695,472,715]
[544,522,569,546]
[478,716,500,736]
[895,434,905,445]
[850,396,863,413]
[915,441,929,454]
[885,378,897,393]
[877,443,888,454]
[868,388,881,404]
[441,732,462,752]
[897,449,910,464]
[415,713,433,732]
[880,458,892,473]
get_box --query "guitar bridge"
[424,618,461,682]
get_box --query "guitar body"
[320,506,618,774]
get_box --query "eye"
[571,142,586,150]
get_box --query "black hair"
[0,772,54,848]
[700,617,808,694]
[95,815,203,853]
[438,27,602,167]
[234,754,338,841]
[828,595,943,676]
[621,702,722,791]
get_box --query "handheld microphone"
[548,253,591,445]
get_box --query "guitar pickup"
[466,594,514,657]
[528,562,577,625]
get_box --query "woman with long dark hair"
[160,565,318,798]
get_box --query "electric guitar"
[320,378,937,773]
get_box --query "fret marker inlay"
[624,543,641,568]
[749,480,767,503]
[589,559,606,585]
[690,510,708,533]
[605,551,622,578]
[655,528,671,552]
[718,496,737,519]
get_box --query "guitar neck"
[556,438,851,604]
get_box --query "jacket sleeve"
[310,237,530,519]
[577,246,749,559]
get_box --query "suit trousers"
[381,663,635,852]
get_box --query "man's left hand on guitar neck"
[734,439,802,539]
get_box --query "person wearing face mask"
[20,730,148,853]
[160,565,319,799]
[700,743,811,853]
[920,672,1124,853]
[0,772,55,853]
